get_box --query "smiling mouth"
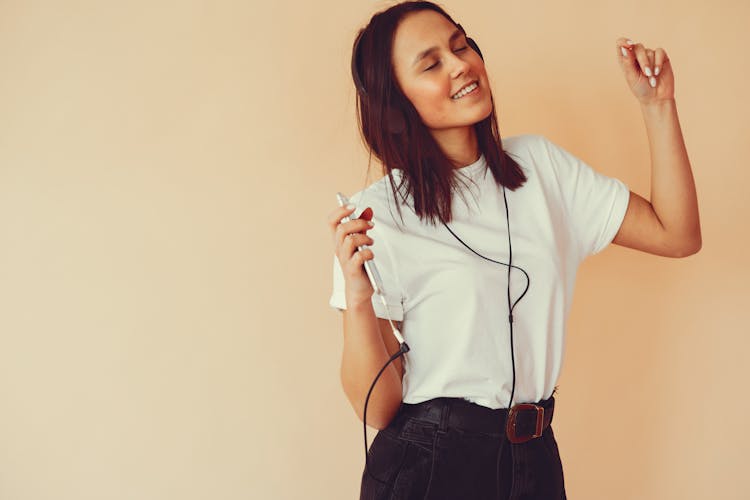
[451,81,479,100]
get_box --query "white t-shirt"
[328,134,630,409]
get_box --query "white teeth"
[452,82,478,99]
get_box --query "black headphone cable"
[361,186,531,494]
[362,298,410,487]
[441,186,531,497]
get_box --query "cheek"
[416,81,447,100]
[408,82,451,117]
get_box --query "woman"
[326,2,701,499]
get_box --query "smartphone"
[336,192,385,296]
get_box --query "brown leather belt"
[397,395,555,444]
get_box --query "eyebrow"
[411,28,464,67]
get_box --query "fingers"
[327,204,375,257]
[618,37,666,88]
[325,204,374,231]
[336,217,374,249]
[653,47,668,76]
[617,38,637,69]
[326,204,356,230]
[337,221,375,272]
[616,37,634,51]
[342,232,375,256]
[631,43,652,77]
[349,245,374,268]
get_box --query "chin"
[478,104,493,121]
[466,103,493,124]
[474,99,493,121]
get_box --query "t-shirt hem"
[592,178,630,255]
[329,291,404,321]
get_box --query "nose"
[449,52,471,79]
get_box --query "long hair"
[352,1,527,227]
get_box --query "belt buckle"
[506,403,544,444]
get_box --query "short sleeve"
[328,212,405,321]
[540,135,631,259]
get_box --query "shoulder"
[504,133,585,179]
[502,133,547,150]
[349,173,395,206]
[348,172,408,224]
[502,133,555,160]
[497,133,551,180]
[498,133,551,165]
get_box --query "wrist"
[345,292,374,311]
[639,97,676,110]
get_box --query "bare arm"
[612,40,701,257]
[612,100,701,257]
[640,98,701,254]
[340,298,404,431]
[328,202,404,430]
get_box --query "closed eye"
[424,46,469,71]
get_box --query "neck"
[430,125,480,168]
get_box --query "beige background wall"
[0,0,747,499]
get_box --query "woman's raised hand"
[617,37,674,105]
[327,204,376,305]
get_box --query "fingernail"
[655,66,660,76]
[346,203,355,210]
[621,47,628,57]
[649,76,656,87]
[367,221,374,227]
[644,67,652,77]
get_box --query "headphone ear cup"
[385,106,406,134]
[467,37,483,61]
[352,30,367,96]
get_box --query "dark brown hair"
[352,0,527,227]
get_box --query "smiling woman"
[349,1,528,229]
[337,2,570,499]
[328,0,700,499]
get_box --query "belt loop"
[438,399,450,434]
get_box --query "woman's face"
[390,10,493,132]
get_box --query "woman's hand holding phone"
[328,203,376,306]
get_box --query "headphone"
[351,23,483,135]
[351,24,532,496]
